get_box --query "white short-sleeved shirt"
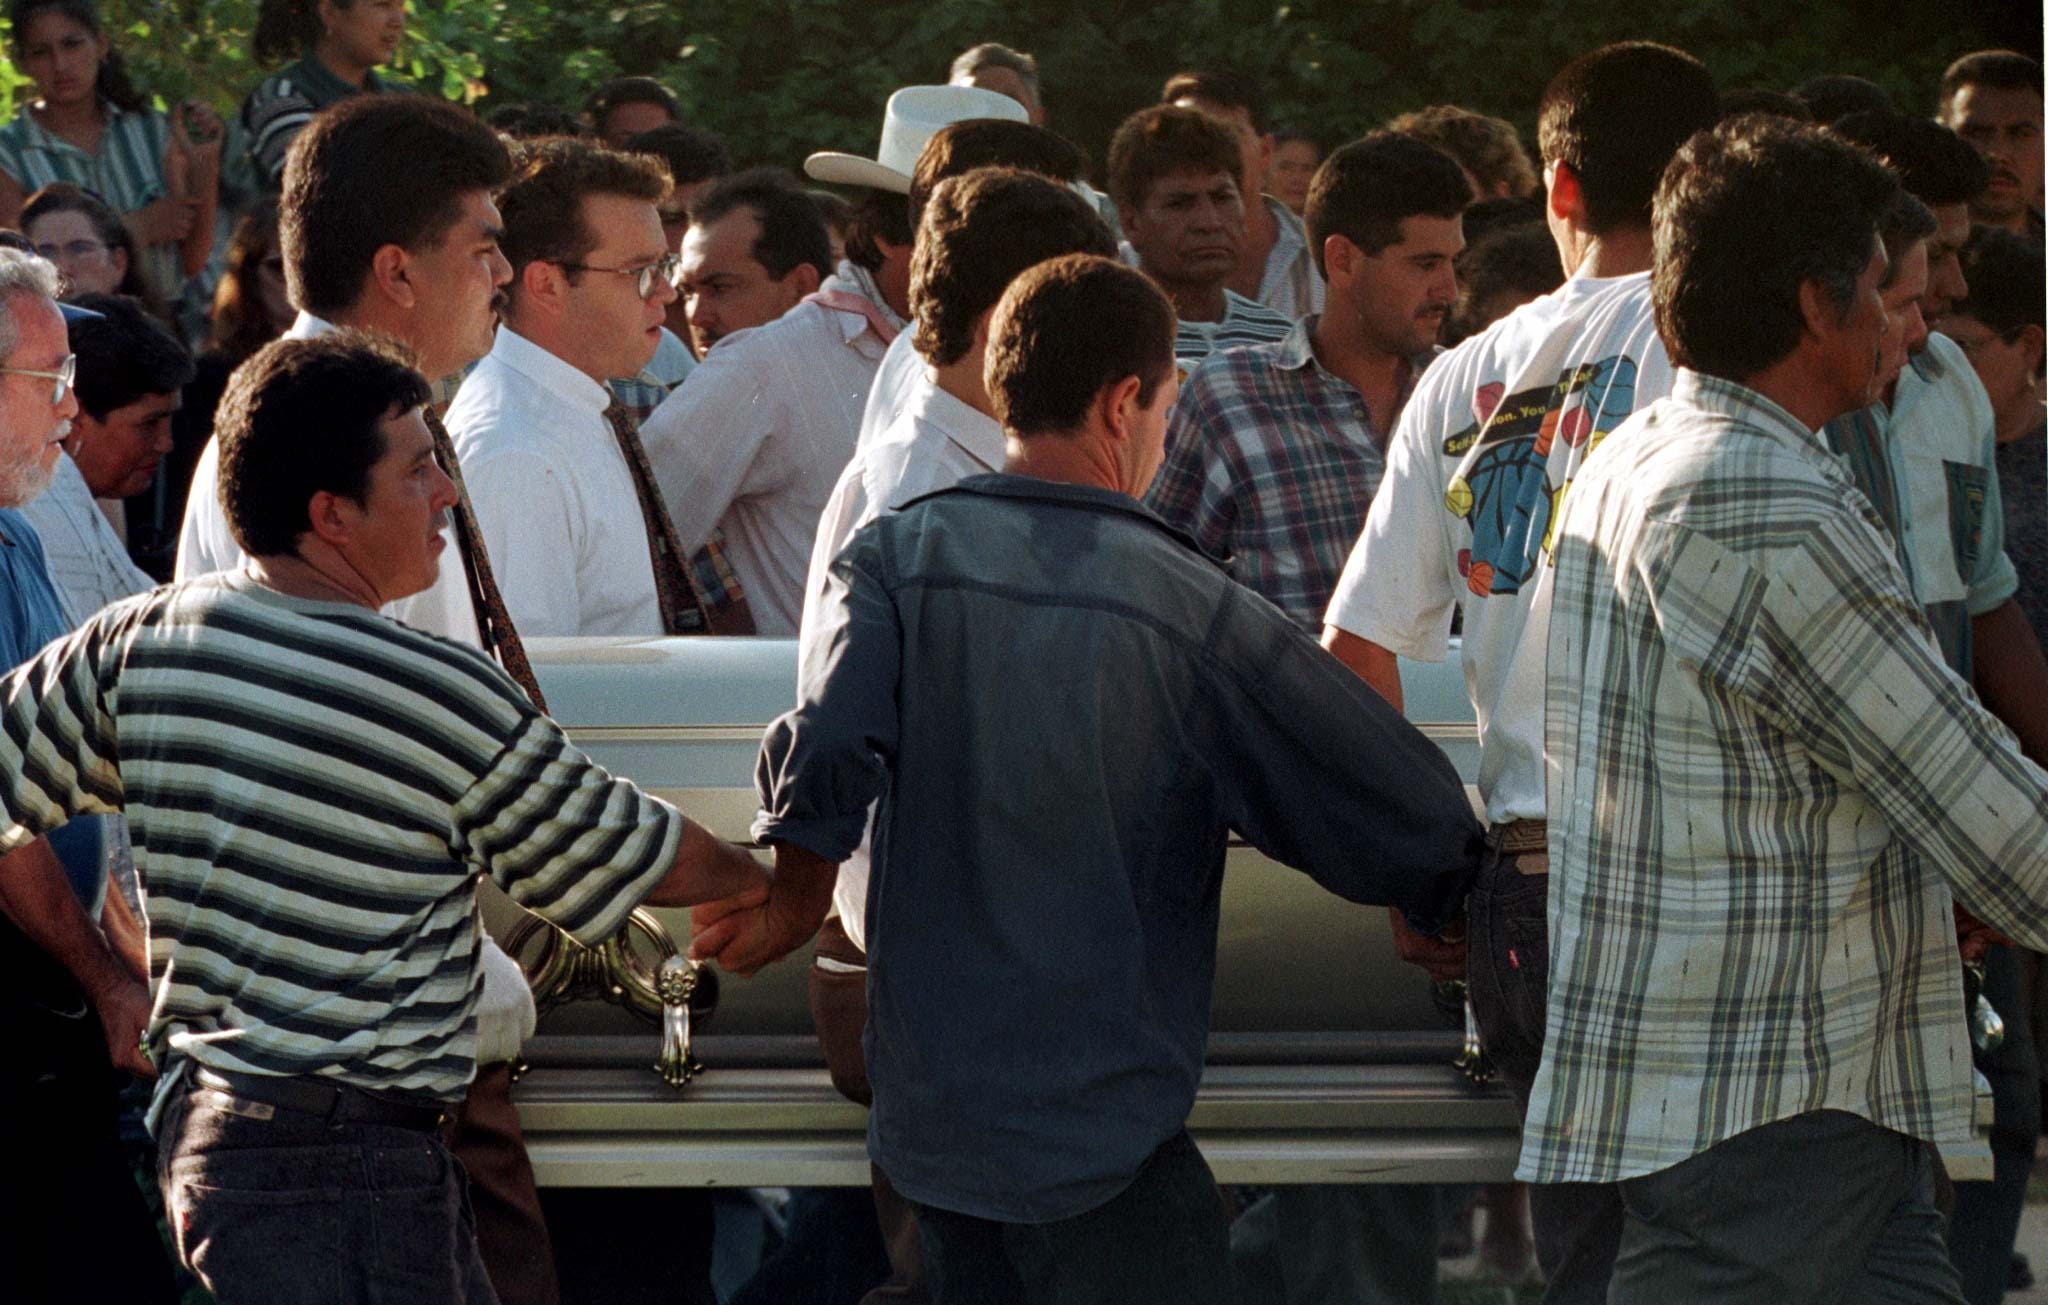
[799,373,1005,952]
[1324,272,1673,825]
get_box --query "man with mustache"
[1146,132,1470,633]
[0,249,179,1302]
[1109,105,1293,368]
[1938,50,2043,244]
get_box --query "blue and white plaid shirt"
[1145,315,1431,628]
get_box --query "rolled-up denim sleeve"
[753,533,901,860]
[1206,585,1482,934]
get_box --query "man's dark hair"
[986,254,1175,438]
[282,97,512,318]
[911,168,1114,368]
[486,102,587,140]
[1940,50,2044,110]
[1107,105,1243,211]
[216,332,432,557]
[586,76,679,130]
[1719,88,1814,122]
[1446,223,1565,346]
[1305,132,1474,276]
[1830,111,1990,207]
[690,168,833,282]
[1875,191,1936,285]
[1461,193,1546,245]
[1386,105,1538,198]
[496,137,669,285]
[1160,69,1268,133]
[951,42,1039,93]
[1952,226,2046,338]
[1273,125,1319,151]
[625,123,732,189]
[909,119,1088,226]
[842,189,911,276]
[65,293,194,420]
[1653,117,1898,379]
[1790,74,1897,125]
[1537,42,1719,236]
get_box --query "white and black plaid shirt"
[1523,369,2048,1186]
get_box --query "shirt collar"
[488,326,612,414]
[285,310,335,339]
[20,99,126,154]
[1273,315,1319,371]
[1266,196,1308,261]
[291,53,381,102]
[1905,339,1945,384]
[905,374,1005,470]
[822,260,907,338]
[1671,369,1828,453]
[939,472,1225,565]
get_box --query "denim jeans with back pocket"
[156,1074,498,1305]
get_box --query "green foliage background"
[0,0,2035,179]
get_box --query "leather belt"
[1487,819,1549,874]
[193,1067,450,1131]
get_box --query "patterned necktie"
[422,408,549,712]
[603,400,756,636]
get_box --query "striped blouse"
[0,572,682,1117]
[0,100,182,302]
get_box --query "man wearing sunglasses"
[447,135,749,639]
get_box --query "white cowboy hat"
[805,85,1029,194]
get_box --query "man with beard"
[1146,132,1470,631]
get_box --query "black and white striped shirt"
[0,573,679,1113]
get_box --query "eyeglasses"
[0,353,75,405]
[32,239,109,264]
[554,253,681,300]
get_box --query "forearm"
[1320,626,1403,710]
[1973,599,2048,767]
[0,836,131,1002]
[642,819,767,907]
[99,879,148,982]
[179,179,218,277]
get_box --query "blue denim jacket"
[756,473,1481,1223]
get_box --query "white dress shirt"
[446,325,664,637]
[800,370,1006,952]
[21,452,153,625]
[642,267,893,635]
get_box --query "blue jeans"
[916,1130,1229,1305]
[1610,1110,1965,1303]
[156,1075,497,1305]
[1465,845,1624,1304]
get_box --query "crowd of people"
[0,1,2039,1302]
